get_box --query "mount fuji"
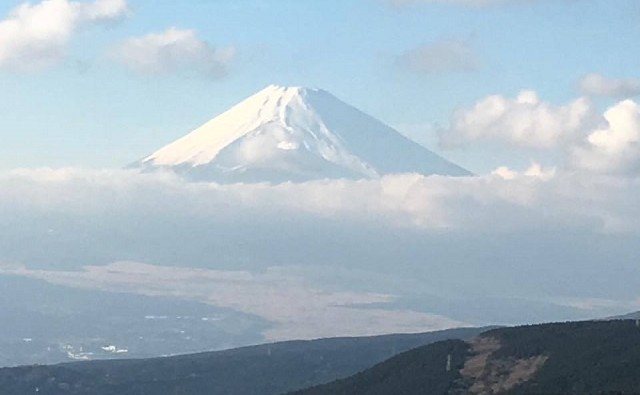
[134,85,471,182]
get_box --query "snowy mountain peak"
[135,85,471,182]
[262,84,323,96]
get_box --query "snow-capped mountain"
[135,85,471,182]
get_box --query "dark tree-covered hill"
[0,327,484,395]
[5,320,640,395]
[291,320,640,395]
[288,339,469,395]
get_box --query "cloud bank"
[0,0,128,71]
[1,167,637,233]
[112,27,236,78]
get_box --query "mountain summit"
[135,85,470,182]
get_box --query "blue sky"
[0,0,639,173]
[1,1,640,344]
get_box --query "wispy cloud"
[0,0,129,72]
[391,0,535,8]
[111,27,236,78]
[397,39,479,74]
[578,73,640,98]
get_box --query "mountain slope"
[134,85,470,182]
[609,310,640,320]
[288,340,469,395]
[290,320,640,395]
[0,327,485,395]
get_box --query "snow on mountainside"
[134,85,471,182]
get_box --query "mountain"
[289,339,468,395]
[0,327,486,395]
[134,85,470,182]
[290,320,640,395]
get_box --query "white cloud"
[578,73,640,98]
[0,261,465,340]
[112,27,236,78]
[570,99,640,175]
[439,90,599,149]
[82,0,128,21]
[492,162,556,180]
[0,0,128,72]
[397,39,479,74]
[522,162,556,179]
[491,166,519,180]
[1,167,638,234]
[439,90,640,176]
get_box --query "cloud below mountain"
[2,167,637,233]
